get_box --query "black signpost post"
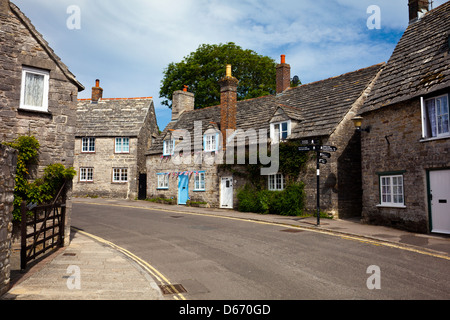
[298,142,337,226]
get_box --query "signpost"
[298,141,337,226]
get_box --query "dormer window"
[204,133,219,152]
[270,120,291,142]
[163,139,175,156]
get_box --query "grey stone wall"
[0,144,17,297]
[361,98,450,233]
[0,3,81,245]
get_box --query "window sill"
[157,188,169,190]
[376,204,407,209]
[193,189,206,192]
[18,107,52,116]
[420,135,450,142]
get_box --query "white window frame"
[378,174,405,208]
[268,173,284,191]
[163,139,175,156]
[194,172,206,191]
[270,120,291,142]
[82,137,95,153]
[113,168,128,183]
[203,133,219,152]
[115,137,130,153]
[421,94,449,140]
[79,167,93,182]
[157,173,169,189]
[20,66,50,112]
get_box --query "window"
[268,173,284,191]
[157,173,169,189]
[20,66,50,112]
[270,121,291,142]
[422,94,449,139]
[113,168,128,183]
[79,168,93,182]
[115,137,130,153]
[204,133,218,152]
[194,172,206,191]
[82,137,95,153]
[379,174,405,207]
[163,139,175,156]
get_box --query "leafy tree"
[160,42,277,109]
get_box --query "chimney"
[408,0,429,23]
[91,79,103,103]
[276,54,291,94]
[219,64,239,149]
[0,0,9,15]
[171,86,194,121]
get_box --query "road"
[71,201,450,300]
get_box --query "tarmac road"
[70,199,450,300]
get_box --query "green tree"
[160,42,277,109]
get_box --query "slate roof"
[277,63,384,138]
[76,98,154,137]
[9,2,84,91]
[362,1,450,114]
[148,63,384,155]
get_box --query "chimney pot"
[281,54,286,64]
[226,64,232,77]
[183,85,188,92]
[95,79,100,87]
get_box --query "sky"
[12,0,449,130]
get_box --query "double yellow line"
[72,227,186,300]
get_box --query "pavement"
[2,197,449,300]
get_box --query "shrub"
[237,181,305,216]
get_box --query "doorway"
[220,176,233,209]
[178,174,189,205]
[429,169,450,234]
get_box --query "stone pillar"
[0,144,17,297]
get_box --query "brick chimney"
[171,85,194,121]
[276,54,291,94]
[408,0,429,23]
[219,65,239,149]
[91,79,103,103]
[0,0,10,15]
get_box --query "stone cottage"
[73,80,159,199]
[146,56,383,218]
[0,0,83,293]
[358,0,450,234]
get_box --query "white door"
[220,177,233,209]
[430,170,450,234]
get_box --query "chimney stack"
[171,86,194,121]
[276,54,291,94]
[0,0,10,16]
[408,0,429,23]
[91,79,103,103]
[219,64,239,149]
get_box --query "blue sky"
[12,0,449,130]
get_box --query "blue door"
[178,174,189,205]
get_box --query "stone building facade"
[0,0,84,248]
[147,58,383,217]
[359,1,450,233]
[0,144,17,296]
[73,81,159,199]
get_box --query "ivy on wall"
[4,136,76,221]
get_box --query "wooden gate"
[20,184,67,270]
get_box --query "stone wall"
[0,2,81,245]
[73,137,140,199]
[0,144,17,297]
[361,98,450,233]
